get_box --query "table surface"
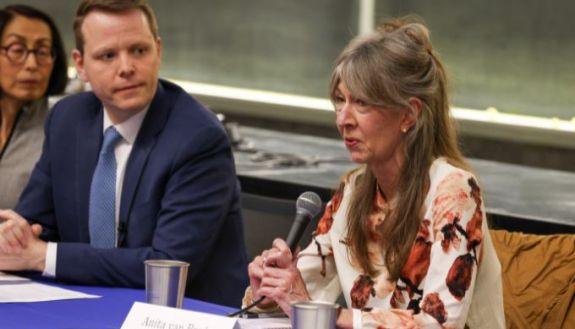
[0,278,235,329]
[234,126,575,230]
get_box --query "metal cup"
[144,259,189,308]
[291,301,338,329]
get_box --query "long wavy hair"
[329,17,469,281]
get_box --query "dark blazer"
[16,79,249,307]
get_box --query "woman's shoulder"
[426,157,483,216]
[429,157,478,189]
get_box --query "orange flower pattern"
[313,182,344,237]
[351,275,376,308]
[296,159,488,328]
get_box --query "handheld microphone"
[285,191,323,252]
[228,191,323,317]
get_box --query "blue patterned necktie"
[89,126,122,248]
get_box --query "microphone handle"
[285,212,312,253]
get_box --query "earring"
[401,127,408,133]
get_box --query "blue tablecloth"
[0,279,236,329]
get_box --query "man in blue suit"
[0,0,248,308]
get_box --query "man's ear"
[72,49,88,82]
[156,37,162,61]
[401,97,423,131]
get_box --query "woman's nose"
[336,104,355,129]
[23,51,40,69]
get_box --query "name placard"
[121,302,238,329]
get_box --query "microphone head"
[296,191,322,218]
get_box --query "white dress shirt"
[43,106,149,277]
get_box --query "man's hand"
[0,209,46,272]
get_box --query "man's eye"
[133,47,147,56]
[98,52,115,60]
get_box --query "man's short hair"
[73,0,159,53]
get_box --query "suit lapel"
[119,82,172,242]
[76,96,104,241]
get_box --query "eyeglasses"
[0,43,55,66]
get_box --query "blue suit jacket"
[16,80,249,307]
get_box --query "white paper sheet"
[0,272,30,282]
[238,318,291,329]
[121,302,239,329]
[0,272,100,302]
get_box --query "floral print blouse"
[296,158,505,329]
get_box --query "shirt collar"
[21,98,48,115]
[102,105,150,144]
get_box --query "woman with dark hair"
[244,18,505,328]
[0,4,68,208]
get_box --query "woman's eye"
[37,48,50,56]
[6,44,26,56]
[333,94,346,104]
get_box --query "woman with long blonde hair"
[244,17,505,329]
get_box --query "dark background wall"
[376,0,575,120]
[5,0,573,119]
[4,0,573,172]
